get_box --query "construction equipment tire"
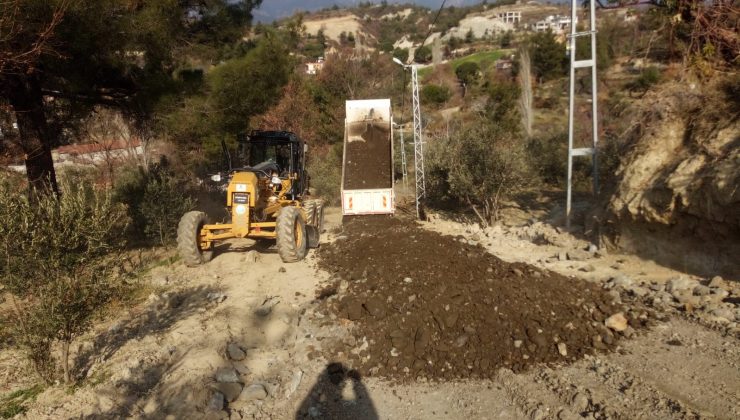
[304,199,318,226]
[276,206,307,263]
[315,200,325,233]
[177,211,213,266]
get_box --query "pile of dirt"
[342,121,392,190]
[317,217,648,381]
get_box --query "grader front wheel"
[177,211,213,266]
[276,206,307,263]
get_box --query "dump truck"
[341,99,395,215]
[176,131,324,266]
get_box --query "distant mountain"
[252,0,483,22]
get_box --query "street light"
[392,57,426,219]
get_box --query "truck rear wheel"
[177,211,213,266]
[277,206,307,262]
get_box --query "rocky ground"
[1,205,738,420]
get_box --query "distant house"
[533,15,576,34]
[306,57,325,75]
[495,58,513,70]
[53,138,143,165]
[497,11,521,24]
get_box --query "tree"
[393,47,409,63]
[448,36,462,51]
[0,179,128,383]
[161,34,292,169]
[455,62,480,86]
[426,77,535,224]
[0,0,263,195]
[427,119,535,225]
[500,30,513,48]
[465,28,475,43]
[529,29,567,82]
[414,45,432,63]
[518,49,533,137]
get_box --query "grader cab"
[177,131,324,266]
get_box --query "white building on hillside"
[497,11,521,24]
[533,15,576,34]
[306,57,325,75]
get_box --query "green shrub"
[630,66,662,92]
[307,143,342,205]
[414,45,432,63]
[0,179,128,384]
[526,131,594,188]
[392,47,409,63]
[426,119,537,224]
[113,161,195,246]
[421,84,451,105]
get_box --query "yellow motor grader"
[177,131,324,266]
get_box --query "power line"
[418,0,448,52]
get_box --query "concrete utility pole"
[393,57,426,219]
[566,0,599,229]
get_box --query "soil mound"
[317,217,646,380]
[343,121,392,190]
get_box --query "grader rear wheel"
[276,206,307,263]
[304,200,318,226]
[303,199,323,248]
[177,211,213,266]
[314,201,325,233]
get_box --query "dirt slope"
[604,82,740,278]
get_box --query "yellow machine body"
[197,171,303,251]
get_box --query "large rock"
[241,383,268,402]
[214,382,244,402]
[605,313,628,332]
[208,391,225,411]
[612,275,634,289]
[567,249,591,261]
[214,367,240,383]
[708,276,727,289]
[666,277,698,293]
[711,308,736,322]
[227,343,247,361]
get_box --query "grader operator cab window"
[236,135,294,178]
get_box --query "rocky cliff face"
[605,82,740,278]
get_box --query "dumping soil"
[317,216,648,381]
[342,121,392,190]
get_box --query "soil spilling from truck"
[317,216,649,381]
[343,120,392,190]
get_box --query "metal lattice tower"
[566,0,599,229]
[411,65,426,217]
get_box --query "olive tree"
[0,179,128,383]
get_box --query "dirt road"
[6,207,739,420]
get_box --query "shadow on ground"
[73,285,222,380]
[295,363,378,420]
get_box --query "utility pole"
[393,58,426,219]
[410,64,426,217]
[566,0,599,229]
